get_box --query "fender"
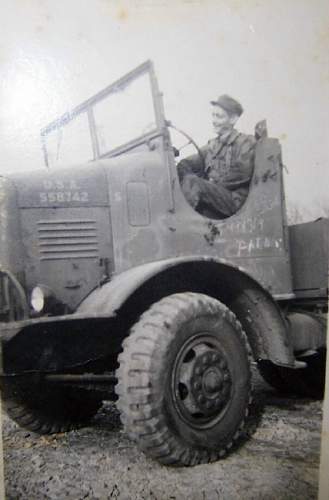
[0,256,295,373]
[78,256,295,368]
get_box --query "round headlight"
[30,286,45,313]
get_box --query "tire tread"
[116,292,253,466]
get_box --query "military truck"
[0,61,327,466]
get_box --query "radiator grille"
[38,219,99,260]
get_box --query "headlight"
[30,285,57,313]
[30,286,45,313]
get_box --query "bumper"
[0,311,117,376]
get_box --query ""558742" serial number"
[39,191,89,203]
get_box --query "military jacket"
[178,129,256,207]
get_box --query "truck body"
[0,61,327,465]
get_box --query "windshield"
[41,61,160,168]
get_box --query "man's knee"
[181,174,203,208]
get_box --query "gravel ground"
[3,372,323,500]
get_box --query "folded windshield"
[41,61,160,168]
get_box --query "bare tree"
[287,198,329,225]
[287,203,309,224]
[315,199,329,219]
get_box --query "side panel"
[289,218,329,297]
[106,148,174,271]
[20,207,113,310]
[108,139,294,297]
[169,138,294,297]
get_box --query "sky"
[0,0,328,217]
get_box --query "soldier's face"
[212,106,237,134]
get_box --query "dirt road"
[3,373,322,500]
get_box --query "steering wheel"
[166,121,205,170]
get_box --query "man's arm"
[177,147,207,182]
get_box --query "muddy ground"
[3,372,323,500]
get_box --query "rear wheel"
[2,382,102,434]
[116,292,252,466]
[258,348,326,398]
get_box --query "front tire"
[2,382,102,434]
[116,293,252,466]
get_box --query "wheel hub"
[173,335,233,428]
[203,369,223,393]
[191,349,231,416]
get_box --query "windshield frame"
[40,60,165,168]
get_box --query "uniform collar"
[218,128,239,145]
[208,128,239,156]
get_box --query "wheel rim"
[171,333,232,429]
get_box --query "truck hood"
[6,162,110,208]
[6,150,162,209]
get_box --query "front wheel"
[116,293,252,466]
[2,382,103,434]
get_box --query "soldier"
[178,95,256,219]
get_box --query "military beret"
[210,94,244,117]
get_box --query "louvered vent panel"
[38,219,98,260]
